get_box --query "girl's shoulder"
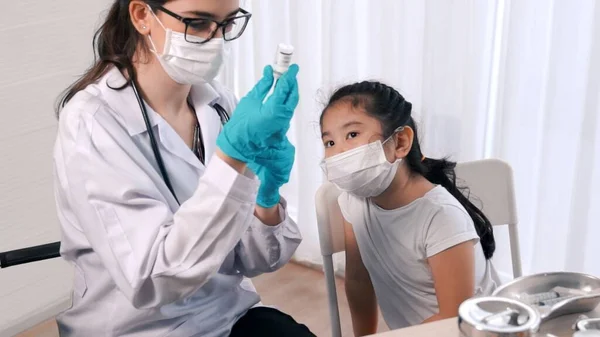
[337,191,368,225]
[422,185,466,208]
[421,187,479,258]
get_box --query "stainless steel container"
[575,316,600,331]
[492,272,600,321]
[458,297,541,337]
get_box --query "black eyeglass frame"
[152,6,252,44]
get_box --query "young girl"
[320,81,500,335]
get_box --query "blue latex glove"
[247,136,296,208]
[216,64,300,163]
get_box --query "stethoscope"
[131,80,230,205]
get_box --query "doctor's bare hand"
[216,64,300,164]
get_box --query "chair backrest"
[315,181,345,256]
[454,159,518,227]
[454,158,522,278]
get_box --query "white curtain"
[219,0,600,279]
[493,0,600,276]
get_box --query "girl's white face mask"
[147,7,224,85]
[321,136,401,198]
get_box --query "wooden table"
[370,306,600,337]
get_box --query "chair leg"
[509,224,523,278]
[323,255,342,337]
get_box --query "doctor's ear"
[129,0,153,35]
[393,127,414,159]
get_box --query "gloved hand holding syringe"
[217,42,298,208]
[250,43,296,207]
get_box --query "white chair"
[314,158,522,337]
[315,181,345,337]
[454,158,523,278]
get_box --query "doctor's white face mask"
[321,136,402,198]
[147,7,225,85]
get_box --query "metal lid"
[459,297,541,335]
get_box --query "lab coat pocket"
[73,265,87,298]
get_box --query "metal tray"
[492,272,600,321]
[574,315,600,331]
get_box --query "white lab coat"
[53,67,302,337]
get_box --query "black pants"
[229,307,316,337]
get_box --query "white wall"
[0,1,111,335]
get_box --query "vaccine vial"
[264,43,294,102]
[272,43,294,80]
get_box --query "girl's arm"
[423,240,476,323]
[344,219,379,336]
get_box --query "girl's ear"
[394,126,414,159]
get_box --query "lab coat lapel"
[102,68,159,136]
[155,119,204,170]
[102,67,223,171]
[156,81,222,170]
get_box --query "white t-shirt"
[338,185,500,329]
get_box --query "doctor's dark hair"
[320,81,496,259]
[55,0,169,115]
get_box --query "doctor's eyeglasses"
[153,6,252,44]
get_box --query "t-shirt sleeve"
[424,204,480,258]
[337,192,360,225]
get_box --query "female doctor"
[53,0,313,336]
